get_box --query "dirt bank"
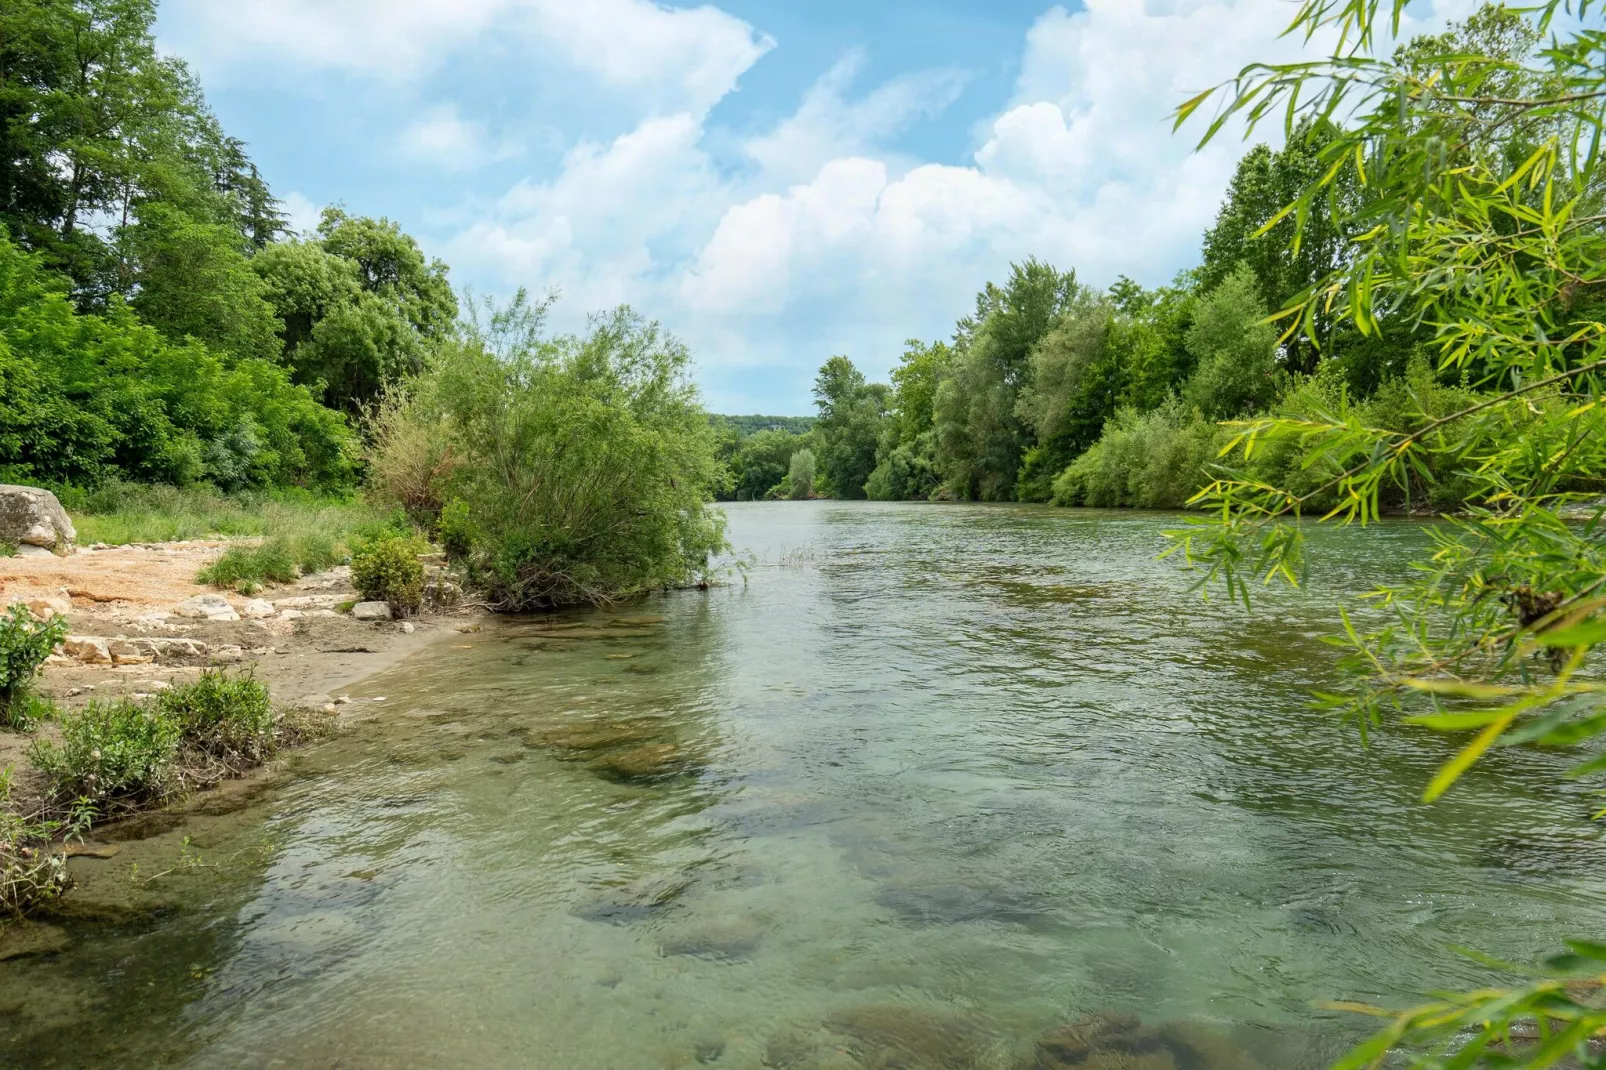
[0,540,480,791]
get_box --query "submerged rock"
[526,720,662,754]
[824,1004,982,1070]
[1025,1013,1257,1070]
[589,743,693,783]
[658,916,768,961]
[0,921,70,961]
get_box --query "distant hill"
[711,414,816,437]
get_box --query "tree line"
[720,5,1603,518]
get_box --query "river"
[4,502,1603,1069]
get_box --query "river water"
[4,503,1604,1069]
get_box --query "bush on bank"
[29,671,288,819]
[368,297,727,610]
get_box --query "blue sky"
[156,0,1474,415]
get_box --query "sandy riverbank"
[0,539,479,797]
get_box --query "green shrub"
[30,699,183,814]
[351,536,425,612]
[436,499,476,561]
[0,606,69,730]
[787,449,816,500]
[366,301,728,610]
[159,670,276,768]
[1051,400,1226,509]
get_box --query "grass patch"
[29,670,293,819]
[60,480,389,550]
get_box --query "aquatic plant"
[0,768,72,916]
[158,670,277,773]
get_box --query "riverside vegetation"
[2,0,1605,1067]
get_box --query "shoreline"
[0,538,482,938]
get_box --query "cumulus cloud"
[678,0,1482,366]
[398,104,516,172]
[745,52,966,184]
[160,0,772,112]
[279,191,325,237]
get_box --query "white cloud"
[399,105,516,172]
[745,52,966,184]
[675,0,1483,387]
[441,113,723,313]
[159,0,772,113]
[279,192,325,238]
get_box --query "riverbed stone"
[24,594,71,620]
[0,921,70,961]
[825,1005,982,1070]
[588,742,690,782]
[240,598,275,619]
[172,593,239,621]
[351,601,393,621]
[273,594,339,610]
[62,635,112,665]
[0,485,75,554]
[658,916,769,961]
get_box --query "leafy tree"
[1173,1,1606,1063]
[787,449,816,501]
[867,339,949,501]
[730,428,804,500]
[934,259,1080,499]
[0,228,353,488]
[812,355,889,499]
[1180,265,1286,421]
[251,209,455,412]
[120,203,280,362]
[367,301,726,609]
[0,0,283,303]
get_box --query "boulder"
[0,485,75,554]
[351,601,393,621]
[24,595,71,620]
[172,593,239,621]
[240,598,275,619]
[107,638,157,666]
[62,636,112,665]
[210,644,245,662]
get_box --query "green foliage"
[1051,400,1226,509]
[0,605,68,729]
[196,538,297,591]
[436,499,477,561]
[157,669,275,768]
[30,697,182,814]
[1181,265,1286,421]
[1171,2,1606,1064]
[0,767,71,916]
[710,414,816,437]
[934,260,1082,500]
[726,429,805,502]
[787,449,817,501]
[350,535,425,612]
[368,296,728,610]
[812,356,888,499]
[0,231,356,489]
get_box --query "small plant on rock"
[0,605,68,730]
[29,699,183,816]
[351,535,425,614]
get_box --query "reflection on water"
[4,503,1604,1069]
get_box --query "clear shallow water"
[5,503,1605,1069]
